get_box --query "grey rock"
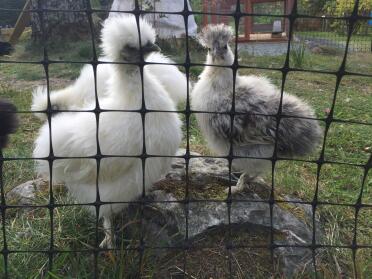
[10,149,319,276]
[121,150,319,277]
[6,178,47,205]
[166,148,233,184]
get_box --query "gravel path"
[238,42,289,56]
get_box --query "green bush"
[323,0,372,34]
[290,42,306,68]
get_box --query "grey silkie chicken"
[191,24,322,191]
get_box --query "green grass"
[0,30,100,82]
[290,42,306,68]
[1,193,159,278]
[0,36,371,278]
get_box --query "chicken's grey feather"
[208,87,321,157]
[198,24,233,48]
[192,24,322,178]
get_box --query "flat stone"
[6,178,47,205]
[166,148,232,184]
[120,150,320,277]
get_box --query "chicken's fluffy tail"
[147,52,192,106]
[31,85,79,121]
[277,95,323,157]
[0,99,18,149]
[31,86,49,121]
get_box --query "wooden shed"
[202,0,294,42]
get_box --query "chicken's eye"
[224,45,228,50]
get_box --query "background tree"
[0,0,26,27]
[324,0,372,34]
[324,0,372,16]
[298,0,327,15]
[30,0,91,42]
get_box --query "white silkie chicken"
[31,40,188,119]
[191,24,322,192]
[33,15,182,248]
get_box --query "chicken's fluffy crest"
[31,16,189,120]
[198,24,233,49]
[101,15,156,61]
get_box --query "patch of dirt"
[153,224,283,278]
[0,76,71,92]
[154,179,229,200]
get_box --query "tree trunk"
[30,0,91,42]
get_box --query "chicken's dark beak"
[142,43,161,54]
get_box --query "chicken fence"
[0,0,371,278]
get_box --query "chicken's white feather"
[33,15,182,247]
[31,29,189,119]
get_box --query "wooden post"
[203,0,209,26]
[285,0,294,39]
[221,0,229,25]
[246,0,252,41]
[9,0,31,45]
[211,0,217,24]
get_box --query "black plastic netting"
[0,0,371,278]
